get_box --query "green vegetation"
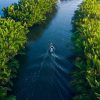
[0,0,57,99]
[3,0,57,27]
[0,18,28,100]
[72,0,100,99]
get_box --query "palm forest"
[0,0,100,100]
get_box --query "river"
[0,0,82,100]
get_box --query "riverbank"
[3,0,57,27]
[12,0,82,100]
[72,0,100,99]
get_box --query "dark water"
[0,0,82,100]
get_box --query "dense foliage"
[72,0,100,99]
[3,0,57,27]
[0,0,57,99]
[0,18,28,100]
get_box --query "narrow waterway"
[0,0,82,100]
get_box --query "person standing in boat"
[49,43,55,54]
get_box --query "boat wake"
[14,48,73,100]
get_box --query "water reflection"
[28,10,57,41]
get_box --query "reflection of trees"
[28,9,57,41]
